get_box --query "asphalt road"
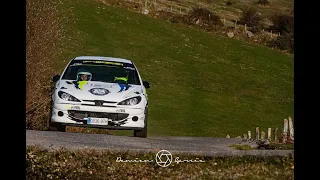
[26,130,293,157]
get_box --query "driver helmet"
[77,68,92,81]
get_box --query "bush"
[226,1,233,6]
[203,0,214,3]
[170,14,188,24]
[267,32,294,53]
[26,0,60,130]
[154,10,188,25]
[270,13,294,35]
[256,0,270,5]
[239,6,262,27]
[188,7,223,27]
[247,26,262,33]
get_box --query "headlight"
[58,91,81,102]
[118,96,142,105]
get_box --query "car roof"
[73,56,133,64]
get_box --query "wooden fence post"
[256,127,260,140]
[261,131,265,140]
[248,131,251,139]
[283,119,288,143]
[274,127,278,143]
[268,128,271,141]
[288,116,294,141]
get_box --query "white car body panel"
[50,56,148,130]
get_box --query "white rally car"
[49,56,150,138]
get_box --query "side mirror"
[143,81,150,89]
[52,74,60,82]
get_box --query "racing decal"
[78,81,88,90]
[82,60,123,66]
[93,84,114,88]
[114,76,128,82]
[116,109,125,113]
[66,105,80,110]
[73,81,88,90]
[114,76,131,93]
[117,83,130,93]
[68,60,136,75]
[73,81,80,89]
[89,88,110,96]
[71,106,80,110]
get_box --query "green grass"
[230,143,294,150]
[26,145,294,179]
[54,0,293,137]
[261,143,294,150]
[230,144,254,150]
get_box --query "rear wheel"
[133,107,148,138]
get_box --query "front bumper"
[51,103,146,129]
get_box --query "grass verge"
[230,144,254,150]
[26,145,294,179]
[230,143,294,150]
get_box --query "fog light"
[58,111,64,117]
[132,116,138,122]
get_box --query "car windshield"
[61,59,141,85]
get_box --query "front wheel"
[48,102,66,132]
[49,122,66,132]
[133,107,148,138]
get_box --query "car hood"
[56,80,144,102]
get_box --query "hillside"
[99,0,294,53]
[26,0,294,137]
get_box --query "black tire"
[133,107,148,138]
[49,122,66,132]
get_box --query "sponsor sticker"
[71,106,80,110]
[116,109,125,113]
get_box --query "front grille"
[82,100,117,103]
[81,104,116,108]
[67,110,129,121]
